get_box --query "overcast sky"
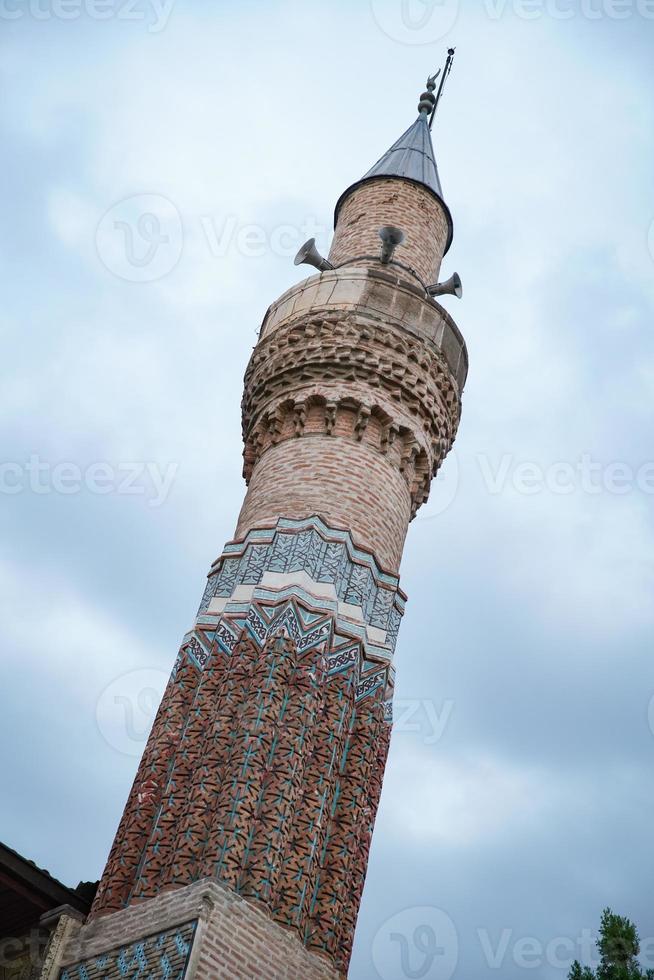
[1,1,654,978]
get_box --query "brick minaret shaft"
[63,77,467,980]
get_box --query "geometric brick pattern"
[241,309,461,519]
[91,598,389,973]
[89,109,466,978]
[59,879,340,980]
[59,921,196,980]
[198,516,405,647]
[90,252,466,972]
[237,436,413,573]
[329,177,451,285]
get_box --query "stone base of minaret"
[55,879,341,980]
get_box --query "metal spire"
[428,47,456,130]
[418,70,440,118]
[333,51,456,253]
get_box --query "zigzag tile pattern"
[198,516,405,643]
[91,535,398,974]
[87,106,467,980]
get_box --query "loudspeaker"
[293,238,333,272]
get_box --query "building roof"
[333,110,453,254]
[0,841,95,938]
[362,113,445,200]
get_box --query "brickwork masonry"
[86,130,466,979]
[328,178,450,284]
[61,879,341,980]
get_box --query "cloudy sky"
[1,1,654,977]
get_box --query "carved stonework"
[89,84,467,980]
[91,592,390,975]
[241,308,461,517]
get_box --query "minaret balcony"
[259,264,468,394]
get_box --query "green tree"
[568,960,595,980]
[568,908,654,980]
[569,964,595,980]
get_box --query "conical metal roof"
[333,111,453,253]
[362,113,444,199]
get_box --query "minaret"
[58,65,467,980]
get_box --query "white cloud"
[382,746,555,846]
[0,557,161,697]
[47,187,96,248]
[1,5,653,975]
